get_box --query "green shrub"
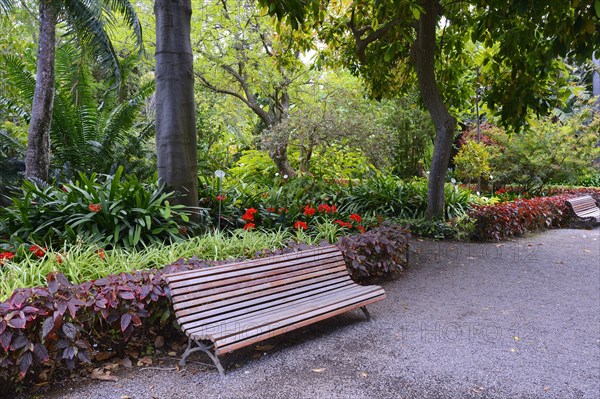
[0,167,199,249]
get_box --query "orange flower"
[29,245,46,258]
[303,205,316,216]
[294,221,308,230]
[88,203,102,212]
[0,251,15,265]
[96,249,106,260]
[349,213,362,223]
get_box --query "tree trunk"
[593,51,599,109]
[25,0,56,181]
[411,0,457,219]
[154,0,198,208]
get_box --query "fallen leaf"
[510,348,516,353]
[121,396,132,399]
[312,368,326,373]
[120,357,133,368]
[584,249,591,253]
[95,351,114,361]
[154,336,165,349]
[104,362,120,371]
[513,336,520,341]
[255,345,274,351]
[360,372,368,378]
[466,256,476,260]
[168,351,177,357]
[137,356,153,366]
[91,368,118,382]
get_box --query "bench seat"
[164,245,386,375]
[566,196,600,223]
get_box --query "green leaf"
[410,6,420,20]
[384,45,395,62]
[596,0,600,18]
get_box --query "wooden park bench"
[566,195,600,225]
[164,245,386,376]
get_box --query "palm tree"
[2,0,142,181]
[1,47,155,179]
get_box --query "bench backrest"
[164,245,351,337]
[567,195,599,213]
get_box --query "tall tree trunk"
[411,0,457,219]
[593,51,599,110]
[154,0,198,208]
[269,90,295,177]
[25,0,56,181]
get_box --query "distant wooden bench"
[566,196,600,224]
[164,245,386,376]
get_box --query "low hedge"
[0,225,410,394]
[468,195,575,241]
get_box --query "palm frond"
[104,0,144,55]
[62,0,122,83]
[0,0,14,15]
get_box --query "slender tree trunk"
[411,0,457,219]
[25,0,56,181]
[154,0,198,208]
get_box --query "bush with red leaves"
[468,195,576,241]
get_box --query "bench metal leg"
[180,338,225,376]
[360,306,372,321]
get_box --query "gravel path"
[41,228,599,399]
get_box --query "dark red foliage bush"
[338,224,411,279]
[468,195,576,241]
[0,258,227,393]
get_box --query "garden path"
[41,228,600,399]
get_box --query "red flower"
[96,249,106,260]
[334,220,352,229]
[29,245,46,258]
[278,207,288,214]
[303,205,316,217]
[61,185,69,193]
[88,203,102,212]
[179,226,189,235]
[294,221,308,230]
[56,254,64,264]
[243,223,255,230]
[317,204,331,213]
[216,194,226,201]
[349,213,362,223]
[330,205,338,213]
[0,251,15,265]
[266,207,276,213]
[241,208,258,222]
[357,225,366,234]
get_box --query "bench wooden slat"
[167,253,344,293]
[181,281,350,335]
[174,266,349,315]
[210,285,382,342]
[181,280,359,332]
[170,257,345,299]
[214,289,386,354]
[171,261,347,308]
[166,246,340,283]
